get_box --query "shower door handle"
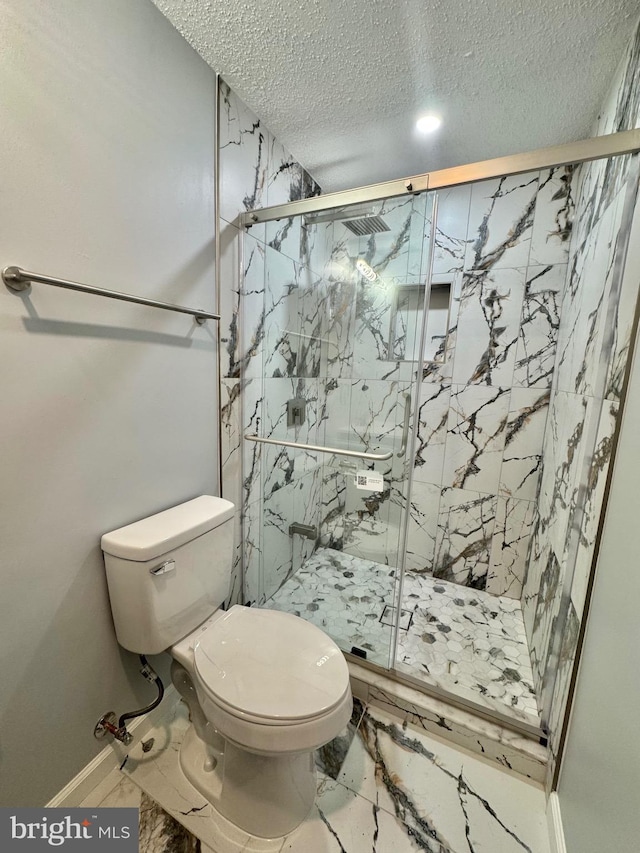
[397,393,412,457]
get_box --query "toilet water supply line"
[94,655,164,745]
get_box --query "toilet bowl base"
[178,724,317,839]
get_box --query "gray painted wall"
[558,320,640,849]
[0,0,218,805]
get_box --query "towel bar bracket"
[3,266,29,293]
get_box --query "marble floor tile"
[266,548,539,723]
[316,698,366,780]
[266,547,399,667]
[110,696,548,853]
[337,703,549,853]
[78,770,143,809]
[139,793,199,853]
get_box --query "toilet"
[101,495,352,839]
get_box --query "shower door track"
[239,128,640,226]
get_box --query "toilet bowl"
[171,605,352,837]
[101,496,352,840]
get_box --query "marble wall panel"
[290,469,323,575]
[225,510,244,608]
[219,220,242,380]
[239,234,267,380]
[487,497,535,598]
[413,381,450,485]
[219,81,267,228]
[253,439,324,604]
[404,481,440,573]
[261,480,296,602]
[348,379,407,456]
[442,384,509,493]
[451,268,527,387]
[351,278,399,379]
[433,488,498,589]
[220,378,242,509]
[319,461,347,549]
[243,498,263,605]
[499,387,550,501]
[318,377,352,448]
[544,601,579,792]
[528,167,575,266]
[431,186,471,276]
[540,26,640,788]
[570,399,619,619]
[534,391,584,566]
[554,195,622,397]
[322,281,357,380]
[463,173,539,272]
[262,247,305,378]
[520,20,640,788]
[241,372,264,509]
[513,264,565,389]
[605,186,640,401]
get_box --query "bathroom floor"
[84,697,550,853]
[266,547,540,725]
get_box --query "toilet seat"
[182,605,352,755]
[193,605,349,723]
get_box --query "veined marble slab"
[349,661,547,783]
[114,694,549,853]
[266,548,540,724]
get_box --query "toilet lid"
[193,606,349,722]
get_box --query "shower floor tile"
[266,547,540,724]
[266,548,399,667]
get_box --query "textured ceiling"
[152,0,639,192]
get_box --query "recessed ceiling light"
[416,115,442,133]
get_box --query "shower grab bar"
[2,266,220,324]
[244,434,393,461]
[397,393,412,457]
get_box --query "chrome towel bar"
[244,434,393,461]
[2,266,220,324]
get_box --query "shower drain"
[380,605,413,631]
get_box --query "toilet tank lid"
[101,496,234,561]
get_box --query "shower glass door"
[242,191,435,667]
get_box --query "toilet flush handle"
[150,559,175,576]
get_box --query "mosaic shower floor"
[267,547,540,725]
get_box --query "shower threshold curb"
[348,661,548,784]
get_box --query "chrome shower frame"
[240,129,640,228]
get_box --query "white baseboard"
[46,685,180,807]
[547,792,567,853]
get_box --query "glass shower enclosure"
[238,132,640,746]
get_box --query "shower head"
[304,205,390,236]
[343,214,390,236]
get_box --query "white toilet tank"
[101,496,235,655]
